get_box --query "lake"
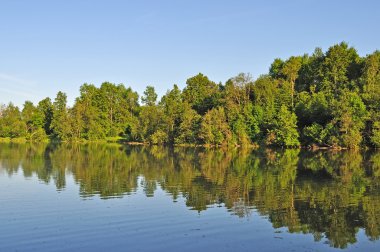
[0,143,380,251]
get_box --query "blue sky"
[1,0,379,107]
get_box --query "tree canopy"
[1,42,380,148]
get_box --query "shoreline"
[0,137,372,150]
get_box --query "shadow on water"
[1,143,380,249]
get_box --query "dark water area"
[1,143,380,251]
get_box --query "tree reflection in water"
[1,143,380,248]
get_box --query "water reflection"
[1,143,380,249]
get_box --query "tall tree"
[361,51,380,110]
[321,42,361,94]
[22,101,47,141]
[98,82,139,137]
[281,56,302,109]
[159,84,183,143]
[74,83,104,140]
[269,58,285,79]
[331,90,367,148]
[223,73,255,145]
[0,103,25,138]
[297,48,324,92]
[51,91,71,140]
[182,73,219,115]
[37,97,54,135]
[266,105,300,147]
[200,107,232,145]
[141,86,158,106]
[175,104,201,144]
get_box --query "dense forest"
[1,42,380,148]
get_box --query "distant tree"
[159,84,184,143]
[295,90,332,128]
[0,103,25,138]
[98,82,139,137]
[223,73,256,145]
[200,107,232,145]
[281,56,302,109]
[175,104,201,144]
[182,73,219,115]
[141,86,158,106]
[51,91,71,140]
[22,101,47,141]
[269,58,285,79]
[37,98,53,135]
[321,42,361,94]
[266,105,299,147]
[331,90,367,148]
[297,48,324,92]
[0,41,379,148]
[74,83,104,140]
[252,75,278,123]
[138,105,165,143]
[361,51,380,110]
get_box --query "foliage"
[141,86,158,106]
[267,105,300,147]
[182,73,219,115]
[371,121,380,148]
[200,107,232,145]
[1,42,380,148]
[0,103,25,138]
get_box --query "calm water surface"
[1,143,380,251]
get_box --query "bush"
[149,130,168,145]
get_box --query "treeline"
[1,42,380,148]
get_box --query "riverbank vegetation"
[1,42,379,148]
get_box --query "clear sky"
[1,0,379,107]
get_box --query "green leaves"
[267,105,300,147]
[0,103,25,138]
[200,107,232,145]
[51,91,71,140]
[321,42,361,94]
[141,86,158,106]
[1,42,379,148]
[182,73,219,115]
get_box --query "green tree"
[175,104,201,144]
[296,48,324,92]
[22,101,47,141]
[295,90,332,128]
[51,91,72,140]
[321,42,361,94]
[361,51,380,110]
[267,105,299,147]
[269,58,285,79]
[182,73,219,115]
[0,103,25,138]
[141,85,158,106]
[331,90,367,148]
[138,105,165,143]
[252,75,278,128]
[223,73,255,145]
[281,56,302,109]
[159,84,183,143]
[98,82,140,137]
[37,98,53,136]
[73,83,104,140]
[200,107,232,145]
